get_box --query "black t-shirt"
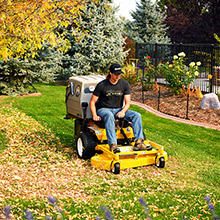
[93,79,131,110]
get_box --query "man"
[89,63,152,153]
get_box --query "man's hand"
[117,111,125,118]
[93,115,101,121]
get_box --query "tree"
[0,0,100,95]
[0,44,64,96]
[123,36,136,63]
[0,0,97,61]
[128,0,170,44]
[59,0,128,77]
[158,0,220,43]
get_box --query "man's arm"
[89,94,101,121]
[117,94,131,118]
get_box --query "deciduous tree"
[0,0,98,95]
[0,0,96,61]
[158,0,220,44]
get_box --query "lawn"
[0,130,6,154]
[0,83,219,219]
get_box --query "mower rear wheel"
[112,163,120,174]
[156,156,165,168]
[76,132,97,159]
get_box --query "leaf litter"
[0,104,218,219]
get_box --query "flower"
[100,206,114,220]
[178,52,186,57]
[24,210,34,220]
[204,195,219,219]
[139,197,148,207]
[157,53,202,95]
[139,198,151,219]
[3,205,11,219]
[195,71,199,76]
[196,61,201,66]
[189,62,195,67]
[48,195,57,204]
[147,56,151,59]
[208,74,213,79]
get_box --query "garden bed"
[131,82,220,127]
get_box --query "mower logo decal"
[106,90,123,97]
[126,128,131,131]
[88,126,97,130]
[88,126,102,135]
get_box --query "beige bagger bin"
[65,75,105,119]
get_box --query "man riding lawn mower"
[65,64,168,174]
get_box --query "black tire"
[112,163,120,174]
[156,157,165,168]
[76,132,97,159]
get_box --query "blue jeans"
[97,108,144,145]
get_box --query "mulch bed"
[131,82,220,127]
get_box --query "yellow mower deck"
[91,140,168,174]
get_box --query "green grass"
[5,83,75,150]
[0,130,7,153]
[1,83,220,219]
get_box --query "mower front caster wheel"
[156,157,165,168]
[112,163,120,174]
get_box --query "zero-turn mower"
[65,75,168,174]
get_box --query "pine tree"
[0,45,63,96]
[61,0,128,76]
[129,0,170,44]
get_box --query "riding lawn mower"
[65,75,168,174]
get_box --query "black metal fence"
[135,43,220,94]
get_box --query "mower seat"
[94,119,131,129]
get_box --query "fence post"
[154,43,158,66]
[210,45,214,93]
[135,42,138,61]
[157,87,160,111]
[154,43,158,82]
[186,93,189,119]
[142,68,145,103]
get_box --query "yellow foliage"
[195,86,203,99]
[154,81,159,92]
[181,85,186,96]
[183,85,203,98]
[0,0,98,61]
[187,84,191,96]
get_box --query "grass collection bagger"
[65,75,168,174]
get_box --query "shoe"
[110,143,120,153]
[133,138,152,151]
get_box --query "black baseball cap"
[110,63,124,75]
